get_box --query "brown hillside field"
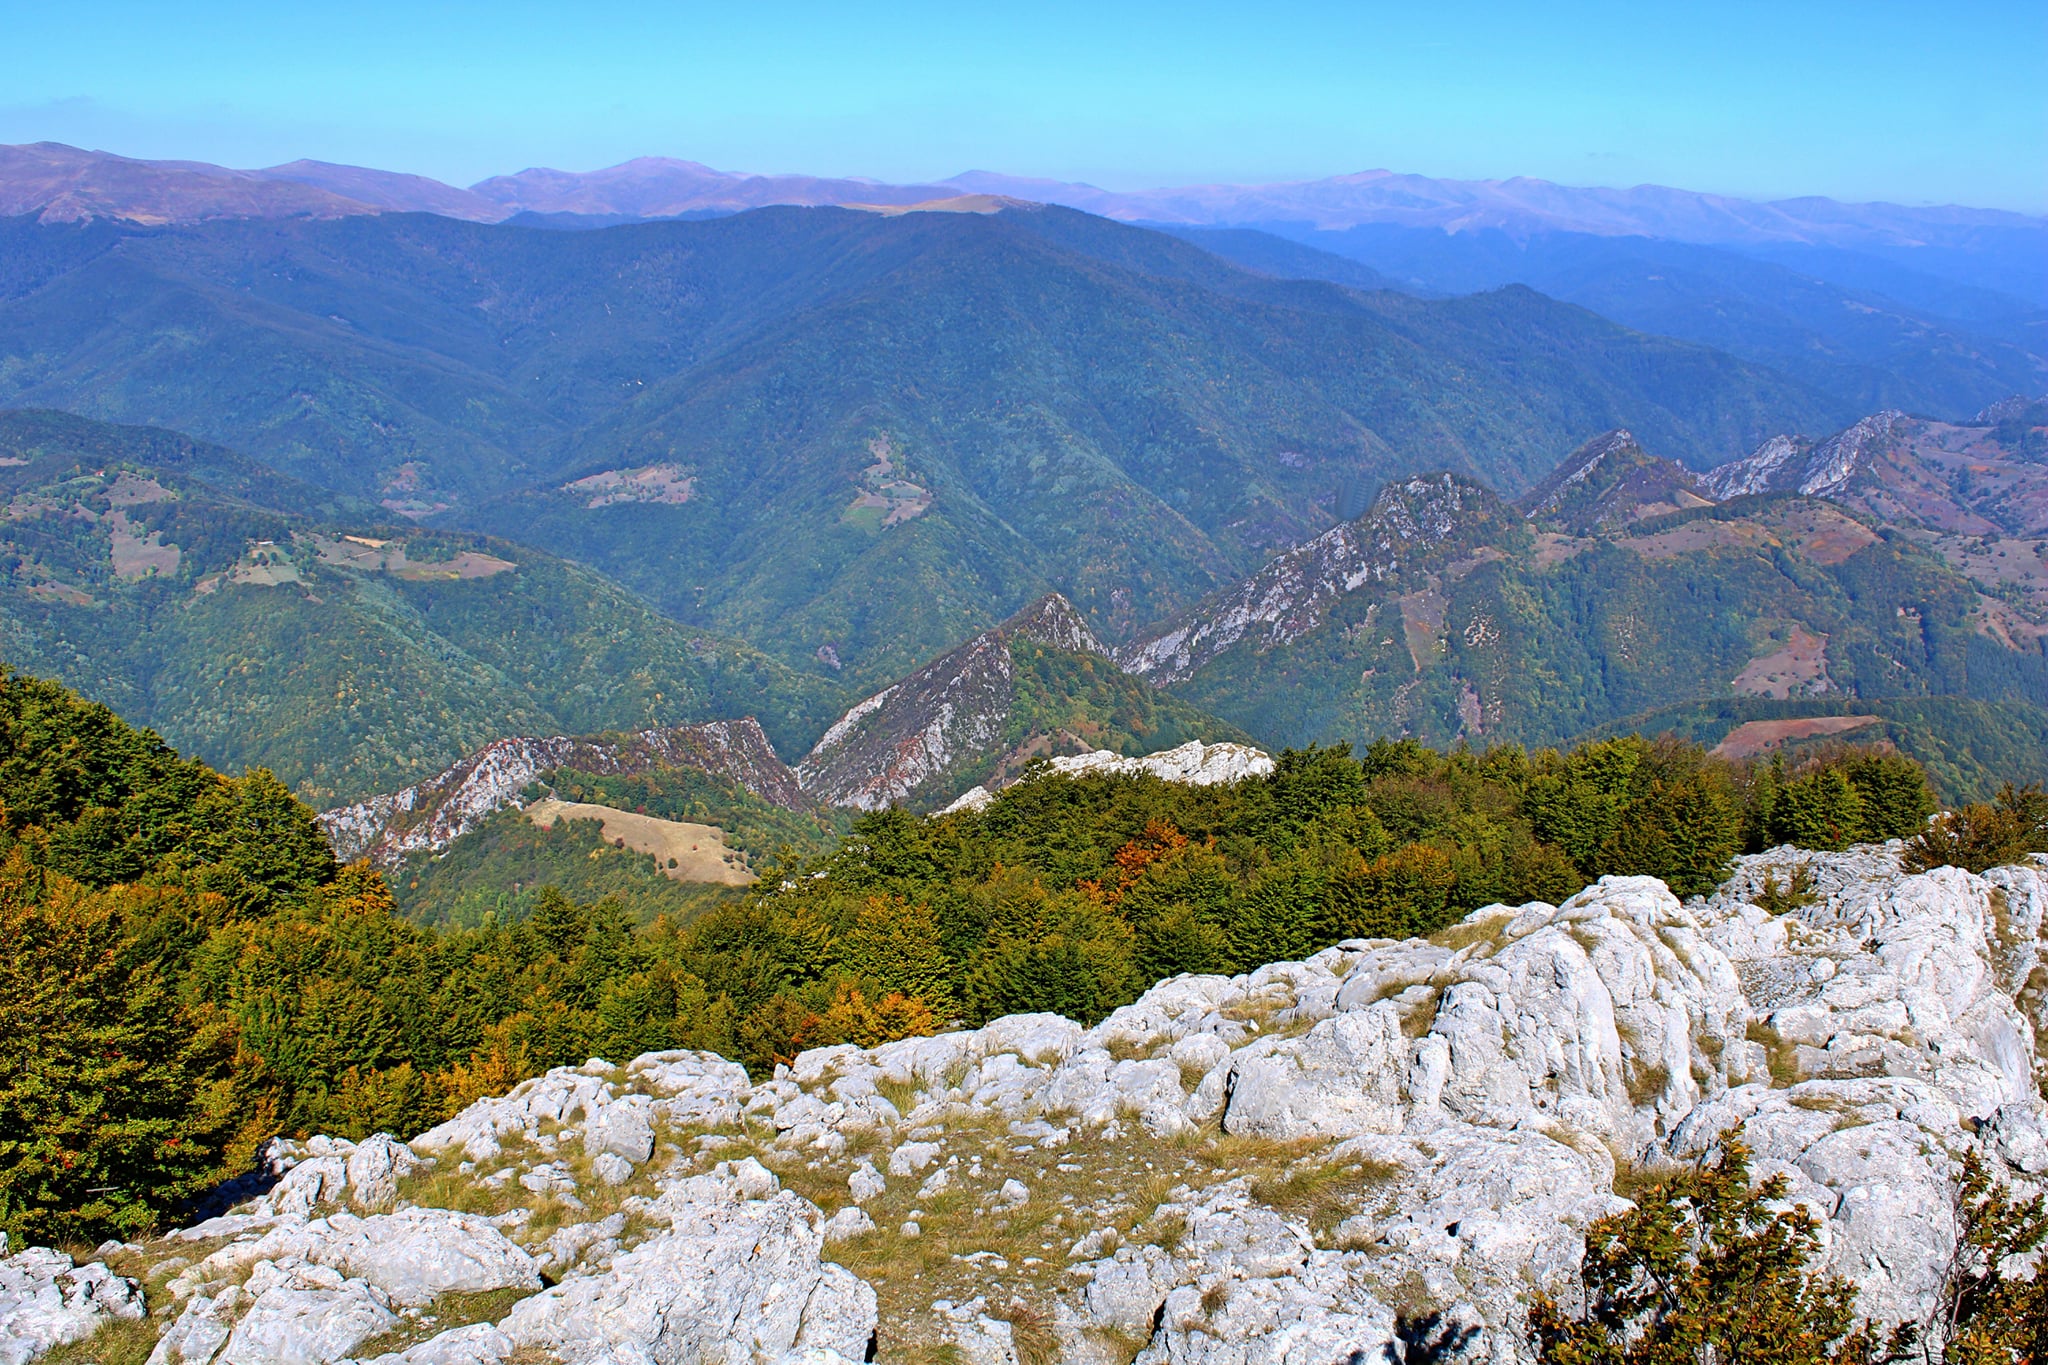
[524,798,754,885]
[1710,715,1880,759]
[1732,624,1831,698]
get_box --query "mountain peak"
[796,592,1237,810]
[1520,430,1712,532]
[1003,591,1105,655]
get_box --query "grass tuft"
[36,1316,160,1365]
[989,1298,1060,1365]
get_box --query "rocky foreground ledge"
[6,845,2047,1364]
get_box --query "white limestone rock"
[583,1094,656,1164]
[215,1259,397,1365]
[147,1284,241,1364]
[0,1241,145,1365]
[312,1208,540,1307]
[498,1170,873,1364]
[590,1151,634,1186]
[821,1207,875,1242]
[887,1141,941,1177]
[848,1158,886,1204]
[1135,1259,1400,1365]
[269,1154,350,1218]
[346,1135,422,1211]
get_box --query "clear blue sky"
[3,0,2043,210]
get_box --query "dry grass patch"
[756,1118,1249,1361]
[1246,1148,1403,1243]
[1430,913,1515,956]
[1747,1020,1805,1088]
[351,1286,533,1359]
[989,1298,1060,1365]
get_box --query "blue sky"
[3,0,2043,210]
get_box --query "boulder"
[312,1207,540,1307]
[346,1135,422,1211]
[147,1284,242,1364]
[215,1259,397,1365]
[583,1094,656,1164]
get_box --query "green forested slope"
[475,213,1841,680]
[1154,488,2048,788]
[0,409,841,805]
[0,206,1845,682]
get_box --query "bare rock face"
[1118,473,1514,685]
[940,739,1276,815]
[346,1135,422,1211]
[213,1259,397,1364]
[1706,411,1907,500]
[11,850,2048,1365]
[0,1240,143,1365]
[795,592,1110,810]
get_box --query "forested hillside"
[12,665,2023,1247]
[1127,449,2048,792]
[0,409,840,805]
[0,205,1846,682]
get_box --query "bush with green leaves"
[1528,1137,1914,1364]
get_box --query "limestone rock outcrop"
[7,847,2046,1364]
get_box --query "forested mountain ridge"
[321,716,809,868]
[0,202,1848,681]
[1128,413,2048,795]
[1516,428,1714,532]
[0,409,841,806]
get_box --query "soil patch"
[108,511,180,579]
[314,536,514,580]
[1732,624,1831,699]
[105,473,173,506]
[564,464,696,508]
[1711,716,1881,759]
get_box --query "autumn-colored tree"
[1906,784,2048,875]
[816,982,940,1049]
[836,895,957,1016]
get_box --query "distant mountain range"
[10,141,2034,253]
[3,139,2038,426]
[0,201,1847,686]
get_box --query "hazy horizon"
[7,0,2044,213]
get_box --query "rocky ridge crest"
[1705,411,1909,500]
[1117,473,1515,686]
[1518,428,1714,532]
[318,718,804,868]
[794,593,1110,810]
